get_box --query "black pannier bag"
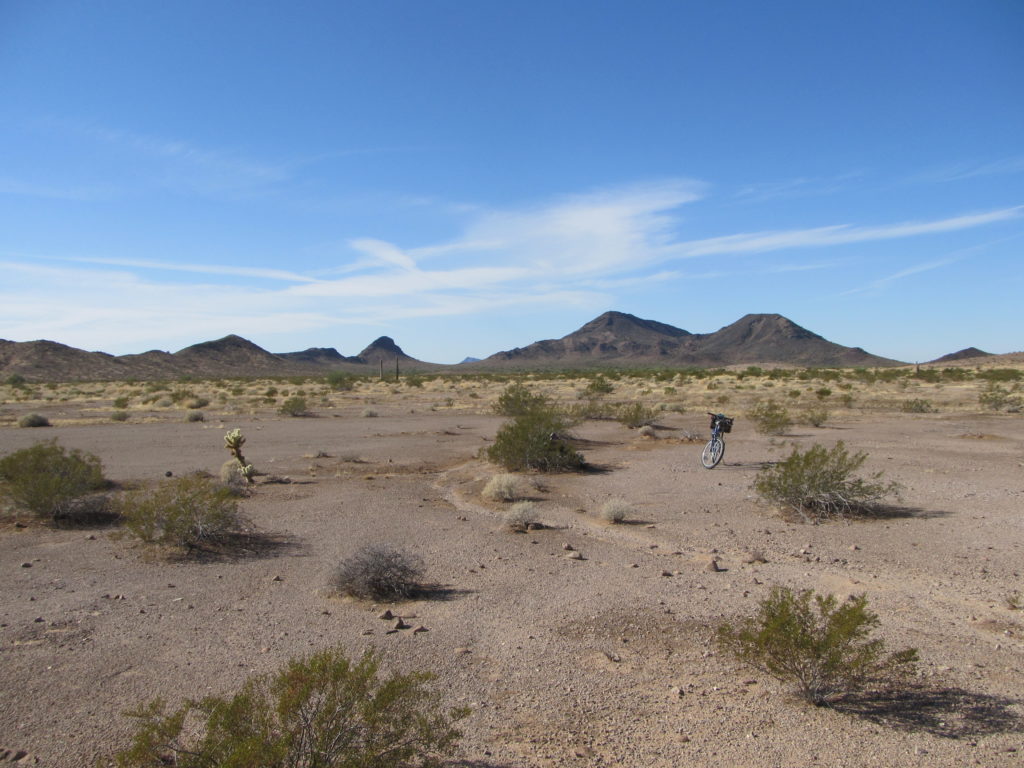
[710,414,733,433]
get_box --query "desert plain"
[0,367,1022,767]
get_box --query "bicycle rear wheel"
[701,437,724,468]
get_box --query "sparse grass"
[482,473,528,502]
[753,441,901,521]
[900,398,935,413]
[638,424,657,438]
[108,646,467,768]
[0,439,108,522]
[717,586,918,706]
[503,501,539,532]
[330,544,425,601]
[362,408,379,418]
[598,497,631,524]
[1007,591,1023,611]
[802,407,829,427]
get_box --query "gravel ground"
[1,408,1022,766]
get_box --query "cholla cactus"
[223,428,254,484]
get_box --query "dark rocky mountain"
[0,311,906,382]
[927,347,993,364]
[480,311,899,369]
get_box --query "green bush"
[746,399,792,435]
[487,407,584,472]
[113,396,130,409]
[754,441,900,521]
[616,402,657,428]
[0,439,106,520]
[717,586,917,706]
[111,410,130,422]
[18,413,50,428]
[803,407,829,427]
[978,382,1022,412]
[583,376,614,397]
[278,396,309,417]
[109,646,467,768]
[493,381,549,417]
[331,544,425,601]
[119,473,244,550]
[186,410,205,422]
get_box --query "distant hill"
[478,311,899,369]
[927,347,993,364]
[0,311,911,382]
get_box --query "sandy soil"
[1,400,1023,766]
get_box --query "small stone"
[20,562,32,568]
[562,542,575,551]
[394,617,410,630]
[413,625,428,633]
[271,575,283,582]
[661,570,673,577]
[33,617,44,623]
[378,609,394,620]
[454,647,472,655]
[566,551,584,560]
[14,522,26,528]
[706,559,723,572]
[850,544,860,551]
[165,470,173,477]
[741,551,767,564]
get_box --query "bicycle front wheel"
[701,437,724,469]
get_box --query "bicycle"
[701,412,733,469]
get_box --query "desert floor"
[1,386,1023,767]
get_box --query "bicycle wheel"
[701,437,724,469]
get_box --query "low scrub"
[746,399,792,435]
[802,407,829,427]
[119,473,245,550]
[482,473,528,502]
[617,402,657,428]
[331,544,425,601]
[754,441,900,521]
[493,381,549,417]
[900,398,935,414]
[717,586,917,706]
[0,439,107,521]
[598,497,631,524]
[502,501,539,532]
[487,406,584,472]
[18,413,50,428]
[278,395,309,417]
[108,646,467,768]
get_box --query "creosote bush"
[482,473,527,502]
[900,398,935,414]
[18,413,50,428]
[487,405,584,473]
[118,473,245,550]
[754,441,900,521]
[493,381,549,417]
[331,544,425,601]
[109,646,467,768]
[746,399,792,435]
[503,501,539,532]
[616,402,657,428]
[278,395,309,417]
[717,586,918,706]
[0,439,106,520]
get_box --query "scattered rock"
[20,563,31,568]
[413,625,428,633]
[271,575,283,582]
[394,617,410,630]
[562,542,575,551]
[661,570,673,577]
[850,544,860,551]
[706,558,724,573]
[741,551,768,564]
[566,551,584,560]
[378,609,394,620]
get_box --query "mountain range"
[0,310,982,382]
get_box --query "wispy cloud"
[838,258,956,297]
[913,155,1024,184]
[0,176,117,202]
[57,255,319,283]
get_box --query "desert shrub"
[617,402,657,428]
[278,396,309,417]
[111,410,130,422]
[186,410,205,422]
[1007,591,1022,611]
[717,587,917,706]
[113,396,130,409]
[746,399,792,435]
[583,376,614,397]
[598,497,631,524]
[803,407,829,427]
[5,374,27,388]
[404,375,425,388]
[839,393,855,408]
[493,381,548,417]
[108,646,467,768]
[753,441,900,521]
[487,407,584,472]
[815,387,832,400]
[502,501,539,532]
[185,397,210,410]
[900,398,935,413]
[331,544,425,601]
[18,413,50,428]
[482,473,527,502]
[638,424,657,439]
[326,370,356,390]
[978,382,1022,412]
[362,408,379,418]
[564,399,618,421]
[119,473,244,550]
[0,439,106,520]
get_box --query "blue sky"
[1,1,1021,364]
